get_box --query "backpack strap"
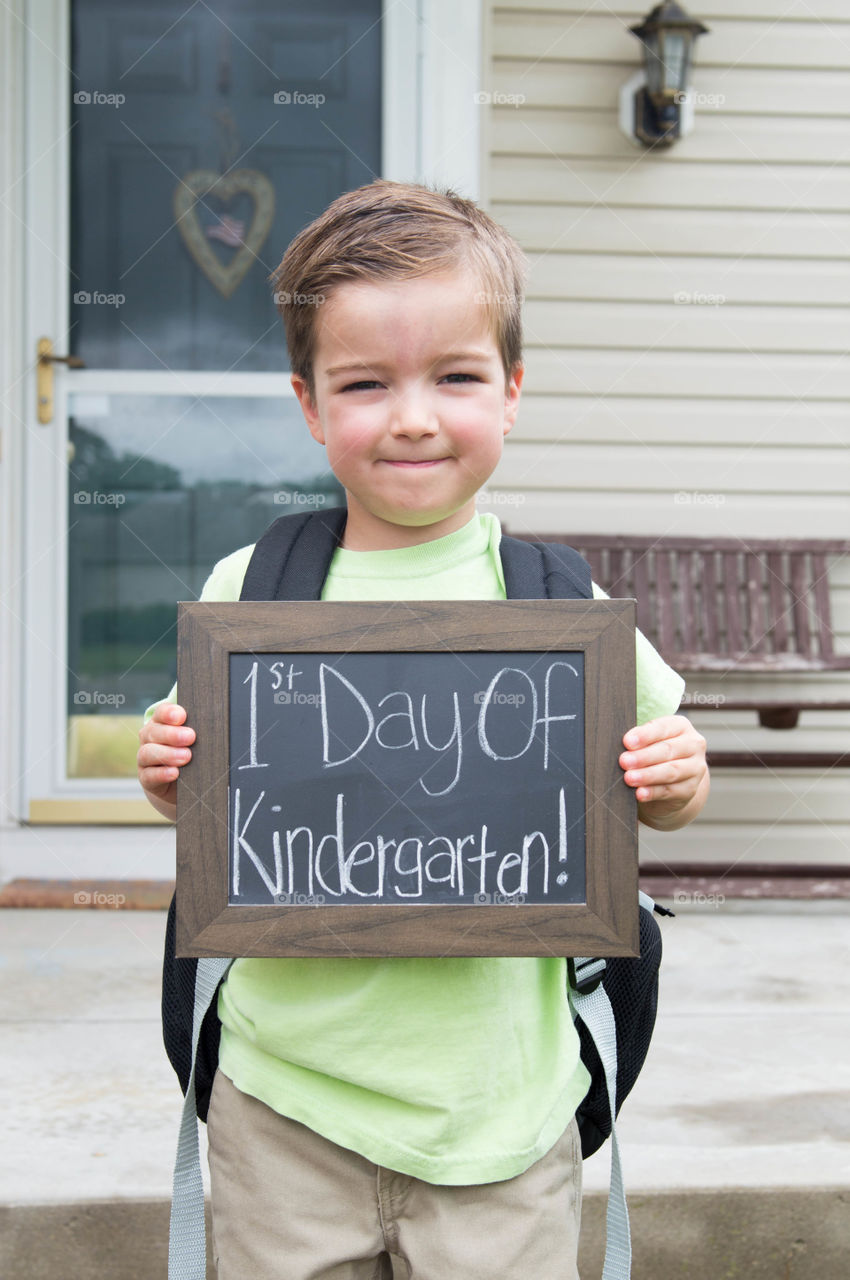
[168,956,233,1279]
[567,893,666,1280]
[239,505,347,601]
[499,534,593,601]
[568,975,631,1280]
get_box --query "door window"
[70,0,380,370]
[66,0,379,780]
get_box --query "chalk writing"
[228,651,585,906]
[237,661,269,771]
[230,785,570,900]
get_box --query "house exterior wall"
[1,0,847,879]
[480,0,850,866]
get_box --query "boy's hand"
[619,714,709,831]
[137,702,195,822]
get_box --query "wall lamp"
[619,2,710,149]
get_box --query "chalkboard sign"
[176,600,637,958]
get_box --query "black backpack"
[161,506,666,1159]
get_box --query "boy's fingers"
[153,701,188,725]
[625,758,702,788]
[620,740,674,768]
[140,720,195,747]
[622,720,705,764]
[138,742,192,769]
[634,784,672,803]
[622,715,690,750]
[620,736,704,769]
[138,707,193,801]
[141,766,179,789]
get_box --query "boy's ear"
[503,363,524,436]
[291,373,325,445]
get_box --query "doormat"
[0,878,175,909]
[640,862,850,901]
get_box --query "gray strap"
[168,957,233,1279]
[570,971,632,1280]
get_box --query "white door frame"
[1,0,482,831]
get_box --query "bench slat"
[583,545,605,590]
[791,553,814,660]
[632,545,652,637]
[655,550,676,654]
[723,551,744,655]
[811,552,835,662]
[766,551,789,657]
[607,546,629,598]
[545,535,850,554]
[673,653,845,672]
[701,549,720,656]
[677,551,698,656]
[744,552,768,660]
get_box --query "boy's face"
[291,269,523,549]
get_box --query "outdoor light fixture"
[620,2,709,148]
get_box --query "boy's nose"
[389,391,439,438]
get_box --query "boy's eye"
[441,373,479,384]
[341,380,382,392]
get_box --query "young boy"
[139,180,709,1279]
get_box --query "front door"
[21,0,409,821]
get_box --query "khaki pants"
[207,1069,582,1280]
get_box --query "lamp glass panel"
[660,31,688,92]
[642,33,663,95]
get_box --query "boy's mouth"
[381,457,447,468]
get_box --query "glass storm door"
[22,0,406,820]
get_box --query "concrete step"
[2,1189,848,1279]
[2,904,849,1277]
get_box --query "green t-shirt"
[145,512,684,1184]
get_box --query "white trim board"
[0,824,176,883]
[0,2,26,830]
[384,0,482,197]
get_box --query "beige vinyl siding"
[480,1,850,866]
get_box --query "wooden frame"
[176,599,637,959]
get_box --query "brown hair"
[270,180,527,397]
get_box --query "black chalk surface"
[228,651,586,907]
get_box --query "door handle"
[37,337,85,424]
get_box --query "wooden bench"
[514,534,850,768]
